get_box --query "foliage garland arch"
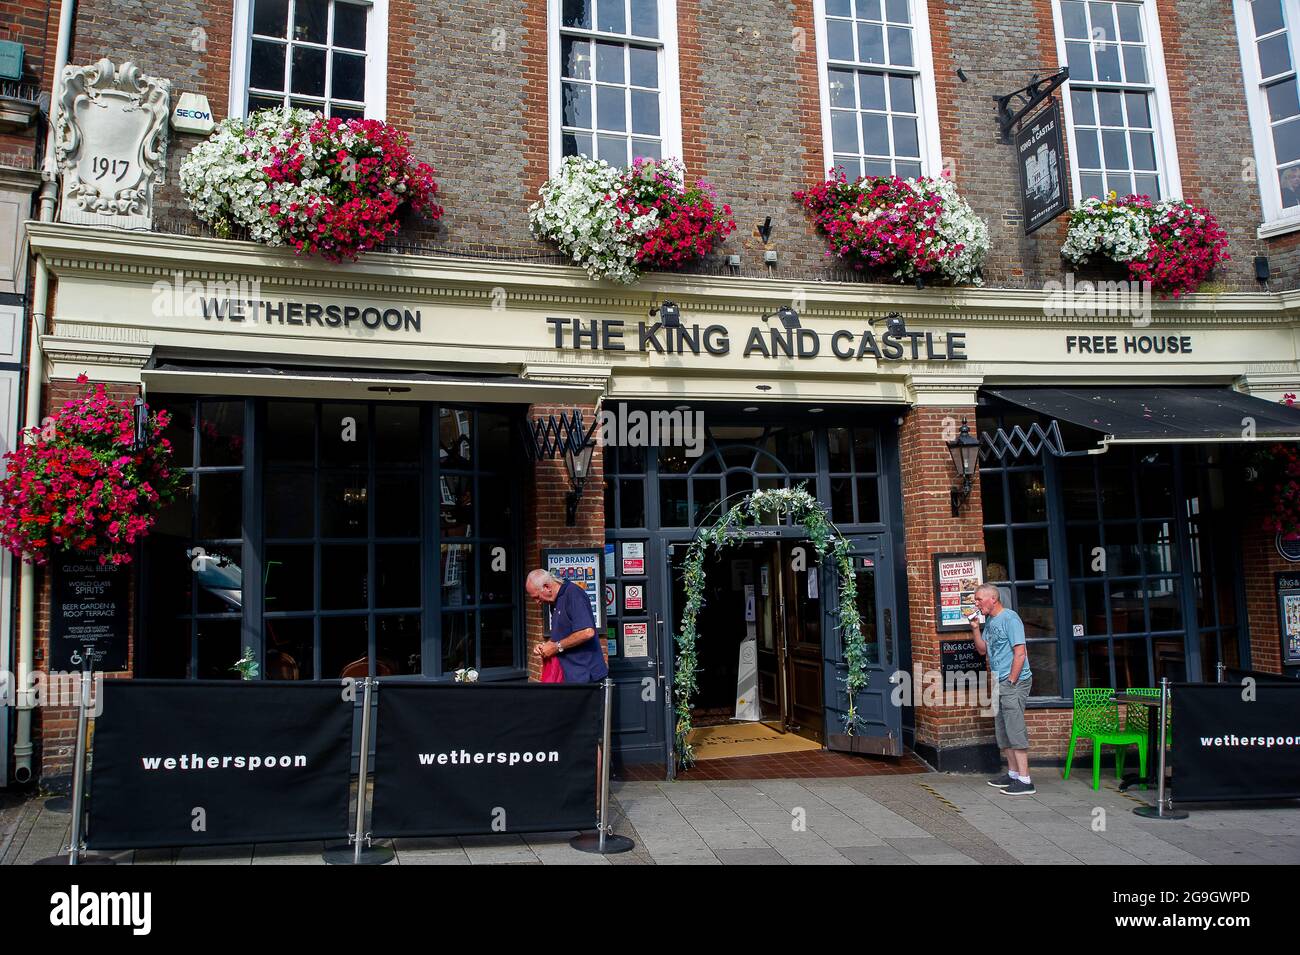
[674,485,870,768]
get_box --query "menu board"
[933,552,986,633]
[51,558,130,671]
[1276,572,1300,666]
[544,548,603,630]
[940,638,986,675]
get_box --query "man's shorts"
[994,675,1033,750]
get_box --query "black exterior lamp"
[564,436,597,527]
[761,305,800,330]
[131,396,148,453]
[870,311,907,336]
[650,299,681,328]
[947,418,980,517]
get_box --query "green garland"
[674,485,869,769]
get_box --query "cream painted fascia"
[907,373,985,406]
[41,336,153,383]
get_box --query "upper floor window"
[816,0,942,180]
[1235,0,1300,233]
[232,0,388,120]
[551,0,682,169]
[1054,0,1181,201]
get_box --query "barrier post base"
[43,796,73,814]
[569,831,634,854]
[322,842,394,865]
[1133,805,1189,820]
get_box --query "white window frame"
[229,0,389,121]
[1235,0,1300,237]
[1053,0,1182,203]
[546,0,684,173]
[812,0,944,179]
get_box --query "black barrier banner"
[1171,682,1300,802]
[88,680,353,849]
[371,683,601,837]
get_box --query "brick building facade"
[3,0,1300,787]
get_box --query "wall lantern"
[131,396,148,452]
[564,437,597,527]
[761,305,800,330]
[947,418,980,517]
[650,300,680,328]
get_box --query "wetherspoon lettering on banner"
[200,298,422,333]
[546,318,968,362]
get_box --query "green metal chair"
[1122,687,1172,783]
[1062,687,1147,790]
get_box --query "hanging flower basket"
[794,170,989,286]
[180,107,442,262]
[1061,192,1229,298]
[0,377,180,566]
[529,156,736,284]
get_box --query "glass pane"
[1080,172,1105,199]
[834,156,861,178]
[888,74,915,112]
[828,69,856,108]
[374,405,418,466]
[375,543,420,608]
[631,138,660,161]
[320,472,368,537]
[197,401,243,471]
[480,546,512,606]
[827,427,851,472]
[980,472,1005,525]
[1101,128,1129,169]
[377,614,420,675]
[1071,89,1095,125]
[831,477,853,523]
[1259,33,1293,78]
[333,2,367,49]
[859,71,886,110]
[855,0,880,17]
[1088,1,1116,41]
[862,112,889,154]
[267,402,314,466]
[1116,3,1143,41]
[1121,44,1147,83]
[441,542,475,606]
[322,616,369,679]
[331,51,366,102]
[891,115,919,157]
[291,45,327,96]
[620,477,646,527]
[1061,0,1089,39]
[266,477,314,537]
[1071,582,1108,636]
[598,134,628,166]
[660,479,688,527]
[321,544,368,609]
[265,617,313,680]
[886,26,912,66]
[479,607,515,670]
[885,0,909,23]
[1097,89,1124,125]
[479,476,512,540]
[1015,585,1055,638]
[441,611,471,674]
[1138,468,1173,517]
[1124,91,1151,127]
[1112,638,1150,690]
[439,409,473,468]
[375,472,420,538]
[1008,471,1048,523]
[1254,0,1285,36]
[857,22,885,64]
[1012,527,1051,581]
[854,566,879,665]
[196,619,242,680]
[1142,522,1178,574]
[1129,131,1156,170]
[562,37,592,80]
[253,0,289,36]
[1280,165,1300,207]
[1075,128,1101,169]
[596,0,625,33]
[856,477,880,523]
[1026,641,1060,696]
[159,398,194,469]
[827,0,852,15]
[563,82,593,128]
[630,0,658,38]
[1148,583,1181,631]
[440,474,473,535]
[293,0,328,43]
[265,543,314,611]
[630,89,659,134]
[985,529,1009,582]
[197,472,242,540]
[852,428,877,471]
[563,0,592,29]
[1065,42,1094,82]
[827,19,855,60]
[1274,117,1300,165]
[250,40,287,91]
[597,86,627,131]
[1073,639,1111,688]
[1133,172,1159,199]
[832,111,859,152]
[1268,78,1300,122]
[595,41,624,83]
[629,45,657,87]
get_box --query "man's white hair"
[974,583,1001,600]
[526,569,559,588]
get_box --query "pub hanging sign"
[1015,99,1068,236]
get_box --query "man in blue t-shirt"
[971,583,1035,796]
[526,569,608,683]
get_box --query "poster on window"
[1015,99,1068,235]
[544,548,603,630]
[1276,573,1300,666]
[934,552,986,632]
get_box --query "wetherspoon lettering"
[546,318,968,362]
[201,298,421,332]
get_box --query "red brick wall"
[1242,490,1293,675]
[522,403,607,681]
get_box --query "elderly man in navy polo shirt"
[526,569,609,683]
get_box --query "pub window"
[1054,0,1182,201]
[1186,447,1245,675]
[141,398,249,679]
[977,411,1062,698]
[1233,0,1300,232]
[817,0,942,179]
[234,0,388,119]
[605,443,647,530]
[827,426,881,526]
[552,0,681,168]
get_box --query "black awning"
[983,386,1300,445]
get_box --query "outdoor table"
[1111,692,1162,793]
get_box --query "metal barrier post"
[1133,677,1188,820]
[35,670,114,865]
[1216,662,1226,684]
[571,678,634,854]
[324,677,393,864]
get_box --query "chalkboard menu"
[51,559,130,671]
[940,638,986,675]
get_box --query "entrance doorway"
[669,539,824,757]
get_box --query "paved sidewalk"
[3,771,1297,865]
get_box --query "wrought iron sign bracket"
[520,409,598,462]
[995,68,1069,144]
